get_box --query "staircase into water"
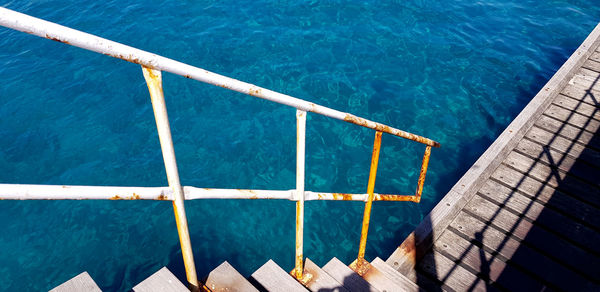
[52,256,421,292]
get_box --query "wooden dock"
[387,23,600,291]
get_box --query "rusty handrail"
[0,6,440,288]
[142,66,200,291]
[351,132,384,276]
[0,184,430,202]
[0,7,439,148]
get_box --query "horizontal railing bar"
[0,184,419,202]
[184,187,292,200]
[0,184,173,200]
[0,7,439,148]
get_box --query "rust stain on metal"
[109,195,121,200]
[356,131,382,263]
[131,193,140,200]
[414,146,431,203]
[295,201,304,279]
[248,87,262,96]
[343,114,441,148]
[332,193,353,200]
[157,193,168,200]
[290,266,313,285]
[375,194,419,202]
[44,34,69,44]
[349,258,371,277]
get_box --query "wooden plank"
[544,104,600,129]
[568,67,600,92]
[525,126,600,166]
[467,193,600,257]
[514,138,599,185]
[387,23,600,275]
[417,249,494,292]
[386,190,467,275]
[582,58,600,72]
[503,151,600,207]
[371,257,421,292]
[553,94,600,120]
[450,211,599,291]
[535,115,600,152]
[360,261,410,292]
[483,175,600,231]
[561,83,600,107]
[490,164,600,229]
[477,180,600,278]
[133,267,189,292]
[321,257,378,292]
[433,229,545,291]
[205,261,258,292]
[302,258,348,292]
[590,51,600,63]
[50,272,102,292]
[250,260,307,292]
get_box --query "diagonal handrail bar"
[0,7,439,148]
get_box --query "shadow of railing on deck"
[453,70,598,290]
[409,66,600,291]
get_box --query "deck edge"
[386,21,600,274]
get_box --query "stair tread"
[371,257,420,292]
[302,258,348,292]
[205,261,258,292]
[321,257,379,292]
[49,271,102,292]
[133,267,189,292]
[251,259,308,291]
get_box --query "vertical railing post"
[351,131,382,275]
[414,145,432,203]
[142,66,200,291]
[293,109,312,283]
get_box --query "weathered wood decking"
[387,23,600,291]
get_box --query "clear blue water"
[0,1,598,290]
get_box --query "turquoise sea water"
[0,1,599,290]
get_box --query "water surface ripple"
[0,1,598,290]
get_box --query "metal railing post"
[142,66,200,291]
[414,145,432,203]
[293,109,310,282]
[351,131,382,275]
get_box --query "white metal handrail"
[0,7,440,290]
[0,7,439,147]
[0,184,430,202]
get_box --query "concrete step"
[49,271,102,292]
[250,259,308,291]
[301,258,348,292]
[321,257,378,292]
[205,261,258,292]
[133,267,189,292]
[371,257,421,292]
